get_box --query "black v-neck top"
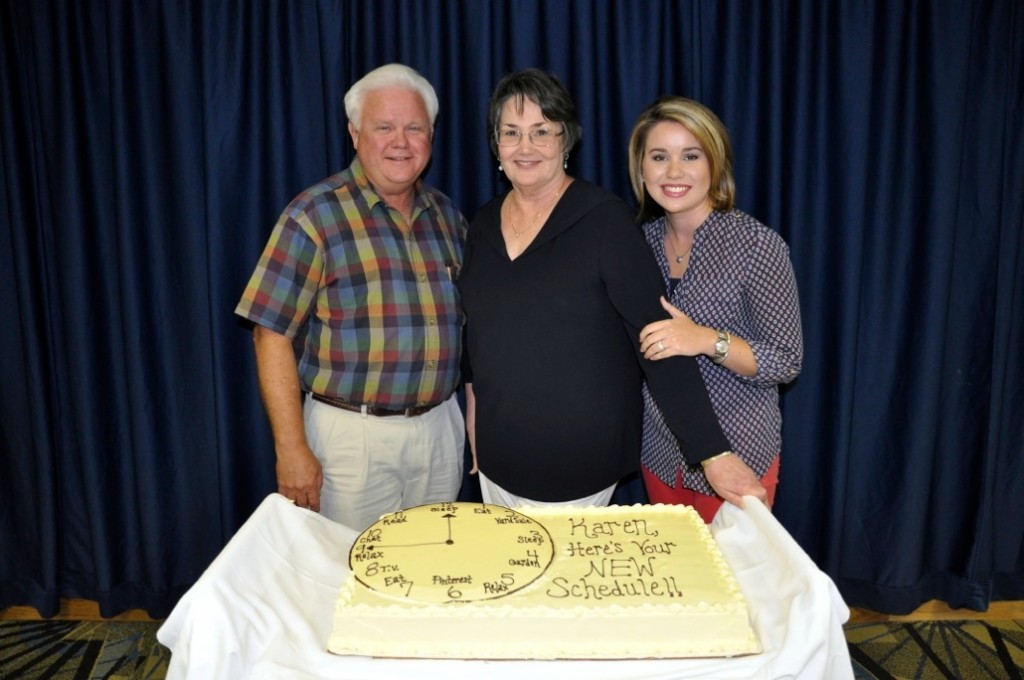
[458,179,730,501]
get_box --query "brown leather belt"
[311,393,438,417]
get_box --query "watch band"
[712,329,731,364]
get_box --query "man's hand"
[276,444,323,511]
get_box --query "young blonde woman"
[630,96,803,522]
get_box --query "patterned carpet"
[1,619,1023,679]
[846,619,1024,679]
[0,620,168,679]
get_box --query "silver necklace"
[666,229,692,264]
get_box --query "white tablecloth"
[158,494,853,679]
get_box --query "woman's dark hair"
[487,68,583,157]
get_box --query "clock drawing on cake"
[349,502,555,603]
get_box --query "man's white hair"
[344,63,439,129]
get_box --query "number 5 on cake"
[349,503,555,603]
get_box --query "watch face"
[349,502,556,603]
[716,339,729,354]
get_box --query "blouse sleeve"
[741,229,803,388]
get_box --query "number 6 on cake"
[349,502,556,603]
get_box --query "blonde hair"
[628,96,735,222]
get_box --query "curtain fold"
[1,0,1021,618]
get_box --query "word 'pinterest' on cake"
[327,502,762,660]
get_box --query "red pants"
[641,456,780,523]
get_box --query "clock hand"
[358,513,460,551]
[365,540,450,549]
[443,513,455,545]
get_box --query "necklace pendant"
[675,255,686,263]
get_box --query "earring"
[563,155,568,169]
[498,163,503,172]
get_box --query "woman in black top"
[458,69,766,508]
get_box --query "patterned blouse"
[640,209,803,495]
[235,158,466,410]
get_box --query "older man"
[236,64,466,531]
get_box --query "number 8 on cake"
[349,502,556,604]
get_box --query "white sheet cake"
[327,502,761,659]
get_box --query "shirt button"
[419,273,427,282]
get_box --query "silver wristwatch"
[712,330,731,364]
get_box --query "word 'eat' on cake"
[327,502,761,660]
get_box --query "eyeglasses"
[495,127,564,147]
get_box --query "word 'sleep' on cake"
[328,502,762,659]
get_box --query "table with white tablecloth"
[157,494,853,679]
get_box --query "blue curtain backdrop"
[1,0,1021,618]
